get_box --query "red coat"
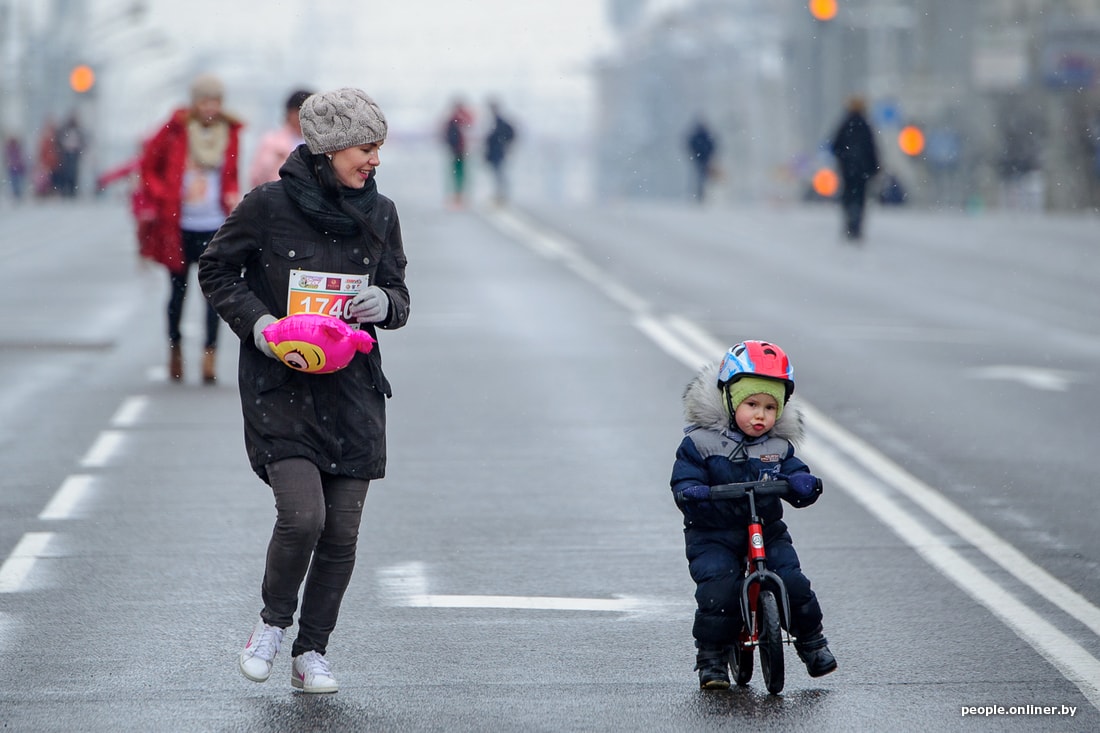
[137,108,243,274]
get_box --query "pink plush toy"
[262,313,375,374]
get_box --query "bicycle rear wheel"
[730,638,753,686]
[757,590,785,695]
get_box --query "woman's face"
[330,142,382,189]
[193,97,222,126]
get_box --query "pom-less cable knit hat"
[299,88,387,154]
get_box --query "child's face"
[733,393,779,437]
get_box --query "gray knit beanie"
[299,88,387,154]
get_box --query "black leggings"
[167,229,220,348]
[260,457,370,657]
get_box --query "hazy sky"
[136,0,616,135]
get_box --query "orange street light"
[812,167,839,198]
[898,125,925,156]
[70,65,96,93]
[809,0,838,21]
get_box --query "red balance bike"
[705,479,797,695]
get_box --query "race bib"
[287,269,367,321]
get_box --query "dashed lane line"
[0,532,54,593]
[79,429,126,468]
[38,474,96,521]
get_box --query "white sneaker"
[238,619,284,683]
[291,650,338,693]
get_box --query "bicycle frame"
[739,486,792,645]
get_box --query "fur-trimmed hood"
[682,362,804,445]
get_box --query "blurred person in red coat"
[137,73,243,383]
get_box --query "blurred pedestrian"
[483,99,516,205]
[685,118,717,203]
[199,87,410,694]
[55,113,86,198]
[4,135,27,201]
[829,96,879,240]
[248,88,314,189]
[137,72,243,383]
[441,98,474,208]
[33,119,59,197]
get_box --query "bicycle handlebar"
[700,479,790,501]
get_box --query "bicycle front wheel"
[757,590,785,695]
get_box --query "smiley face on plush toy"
[269,339,329,372]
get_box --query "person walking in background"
[483,98,516,205]
[686,118,717,204]
[442,98,474,208]
[4,135,27,201]
[248,88,314,188]
[138,72,243,383]
[198,87,410,694]
[55,113,86,198]
[829,96,879,241]
[33,119,59,197]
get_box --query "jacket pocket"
[271,238,317,263]
[345,241,377,274]
[248,349,293,394]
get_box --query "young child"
[669,340,837,689]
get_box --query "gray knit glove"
[348,285,389,324]
[252,314,279,359]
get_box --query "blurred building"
[594,0,1100,211]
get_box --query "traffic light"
[70,65,95,93]
[809,0,837,21]
[897,125,925,156]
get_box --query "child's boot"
[694,648,731,690]
[794,630,837,678]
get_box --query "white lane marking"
[79,430,125,468]
[111,395,148,427]
[970,365,1077,391]
[378,561,429,597]
[635,315,710,372]
[39,475,96,521]
[485,208,648,313]
[664,314,726,362]
[378,562,645,613]
[0,532,54,593]
[805,439,1100,710]
[486,208,1100,710]
[405,594,642,612]
[800,400,1100,641]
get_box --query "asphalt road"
[0,194,1098,732]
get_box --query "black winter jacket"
[198,154,410,484]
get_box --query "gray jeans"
[259,457,370,657]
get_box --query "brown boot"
[202,347,217,385]
[169,343,183,381]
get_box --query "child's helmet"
[716,340,795,403]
